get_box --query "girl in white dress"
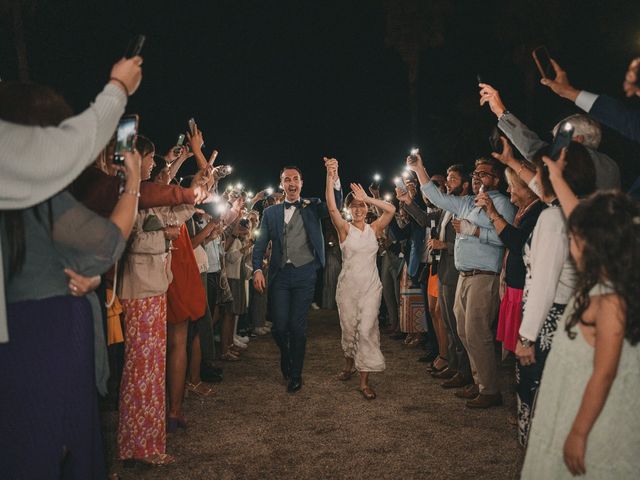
[324,158,396,399]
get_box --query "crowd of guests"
[0,51,639,479]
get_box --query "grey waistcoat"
[282,208,315,267]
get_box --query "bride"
[324,157,396,399]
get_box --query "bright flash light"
[345,213,353,221]
[236,183,243,190]
[383,193,392,202]
[393,176,401,184]
[562,122,573,132]
[410,148,419,156]
[373,173,381,182]
[253,229,260,237]
[266,186,274,195]
[226,185,233,191]
[247,191,254,197]
[402,170,411,178]
[215,203,228,214]
[211,194,221,203]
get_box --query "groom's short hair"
[280,166,303,179]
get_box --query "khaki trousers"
[453,273,500,395]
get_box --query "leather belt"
[459,269,499,277]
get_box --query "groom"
[253,161,342,393]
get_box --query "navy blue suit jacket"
[590,94,640,145]
[252,190,342,282]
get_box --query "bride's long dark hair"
[566,191,640,345]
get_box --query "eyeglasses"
[471,171,497,179]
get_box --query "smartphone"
[177,133,185,146]
[550,122,574,160]
[113,114,139,165]
[394,176,408,193]
[477,74,483,85]
[532,45,554,79]
[124,34,145,59]
[188,118,196,135]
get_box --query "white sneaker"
[311,302,320,310]
[265,321,273,328]
[235,335,250,344]
[233,337,248,349]
[255,327,270,335]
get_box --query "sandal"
[337,369,357,381]
[185,381,215,397]
[427,356,449,373]
[360,386,377,400]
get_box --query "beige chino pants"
[453,273,500,395]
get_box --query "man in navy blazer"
[253,162,342,393]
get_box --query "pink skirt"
[496,286,523,353]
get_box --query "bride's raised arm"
[324,157,349,243]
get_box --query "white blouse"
[520,206,576,342]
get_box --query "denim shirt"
[420,181,516,272]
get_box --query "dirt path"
[105,309,523,479]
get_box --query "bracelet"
[516,161,528,177]
[489,214,503,224]
[109,77,130,96]
[122,188,140,198]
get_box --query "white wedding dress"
[336,223,385,372]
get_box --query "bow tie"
[284,200,302,209]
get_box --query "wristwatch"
[518,335,534,348]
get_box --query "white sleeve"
[0,84,126,210]
[575,91,599,113]
[519,211,569,342]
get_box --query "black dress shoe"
[287,377,302,393]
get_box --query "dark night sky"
[2,0,640,195]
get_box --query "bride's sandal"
[337,369,357,381]
[360,386,377,400]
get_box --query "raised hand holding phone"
[109,57,143,96]
[532,45,555,79]
[539,58,580,102]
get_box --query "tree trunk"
[12,0,29,82]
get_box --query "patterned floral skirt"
[399,265,426,334]
[118,294,167,460]
[516,302,566,447]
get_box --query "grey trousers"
[438,280,471,378]
[380,252,403,327]
[453,274,501,395]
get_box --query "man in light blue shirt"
[407,153,516,409]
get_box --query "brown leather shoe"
[442,373,473,389]
[431,367,456,380]
[466,392,503,409]
[454,383,479,399]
